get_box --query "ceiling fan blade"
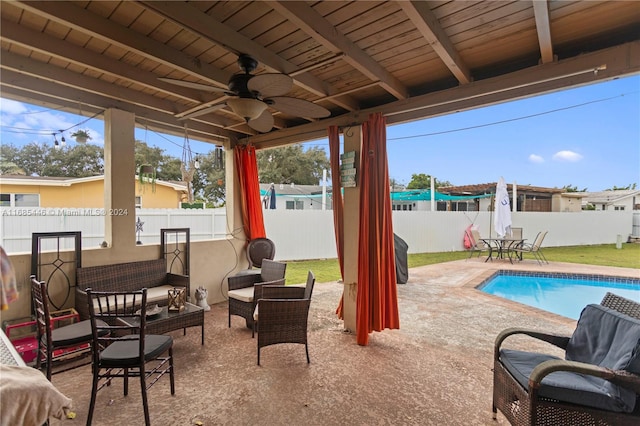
[158,77,227,93]
[267,97,331,118]
[248,110,274,133]
[180,103,227,119]
[247,74,293,97]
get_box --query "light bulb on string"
[59,130,66,146]
[53,134,60,149]
[194,157,200,169]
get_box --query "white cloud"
[552,150,583,162]
[0,99,28,115]
[528,154,544,163]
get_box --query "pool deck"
[48,258,639,425]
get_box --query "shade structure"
[269,184,277,209]
[494,177,512,238]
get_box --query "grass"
[284,243,640,284]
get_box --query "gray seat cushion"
[566,304,640,374]
[500,303,640,413]
[500,349,635,412]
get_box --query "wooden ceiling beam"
[0,19,211,104]
[399,1,472,84]
[533,0,555,64]
[15,1,232,89]
[269,0,409,100]
[0,81,235,146]
[248,41,640,148]
[137,0,359,112]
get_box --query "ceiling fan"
[160,54,331,133]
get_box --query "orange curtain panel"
[328,126,345,319]
[356,113,400,346]
[234,145,266,240]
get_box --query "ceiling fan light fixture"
[227,98,268,121]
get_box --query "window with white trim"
[0,193,40,207]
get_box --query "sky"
[1,74,638,192]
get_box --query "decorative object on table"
[167,287,186,312]
[135,304,162,318]
[135,217,144,245]
[137,164,156,193]
[194,286,210,311]
[70,129,91,143]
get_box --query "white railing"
[1,207,636,260]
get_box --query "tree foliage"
[406,173,452,189]
[605,183,637,191]
[562,184,588,192]
[256,144,330,185]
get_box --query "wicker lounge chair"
[492,292,640,425]
[255,271,315,365]
[227,259,286,331]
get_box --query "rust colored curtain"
[356,112,399,346]
[234,145,266,240]
[328,126,345,319]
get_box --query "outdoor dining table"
[481,238,526,263]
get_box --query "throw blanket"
[0,365,73,426]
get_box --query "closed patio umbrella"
[269,184,276,209]
[494,177,512,238]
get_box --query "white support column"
[342,126,361,333]
[103,108,136,249]
[513,181,518,212]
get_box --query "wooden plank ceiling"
[1,1,638,149]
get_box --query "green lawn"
[284,243,640,284]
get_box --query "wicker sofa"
[75,258,189,320]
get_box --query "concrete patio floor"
[48,258,639,425]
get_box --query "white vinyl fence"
[1,207,637,260]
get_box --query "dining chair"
[255,271,315,365]
[30,276,105,380]
[510,231,549,265]
[86,288,175,426]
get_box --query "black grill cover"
[394,233,409,284]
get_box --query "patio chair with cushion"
[255,271,315,366]
[492,292,640,425]
[86,288,175,426]
[31,276,107,380]
[227,259,287,331]
[510,230,548,265]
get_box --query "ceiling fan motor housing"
[228,73,257,98]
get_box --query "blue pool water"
[478,272,640,320]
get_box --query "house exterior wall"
[1,179,183,208]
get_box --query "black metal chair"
[30,276,104,380]
[86,288,175,426]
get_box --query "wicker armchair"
[255,271,315,365]
[492,292,640,425]
[227,259,286,330]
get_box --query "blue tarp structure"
[259,189,491,201]
[390,190,492,201]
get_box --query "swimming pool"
[478,271,640,320]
